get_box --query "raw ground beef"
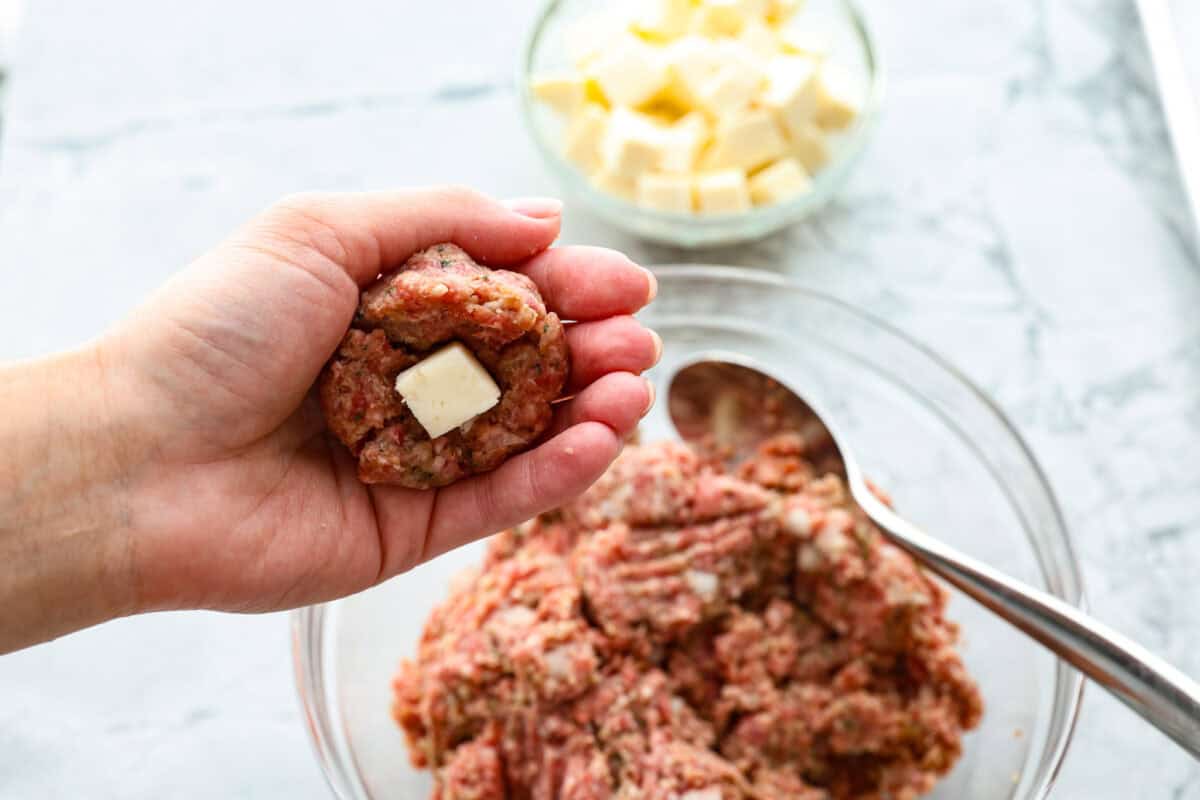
[392,434,983,799]
[319,243,568,489]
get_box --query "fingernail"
[643,379,657,416]
[649,329,663,365]
[643,267,658,302]
[506,196,563,219]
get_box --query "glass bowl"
[294,266,1083,800]
[516,0,885,248]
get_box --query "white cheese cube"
[785,120,830,173]
[691,2,747,36]
[749,157,812,204]
[665,35,726,104]
[588,35,669,108]
[695,169,751,213]
[695,61,762,117]
[767,0,801,26]
[660,111,710,173]
[565,12,628,68]
[591,166,637,201]
[705,109,788,171]
[778,26,829,58]
[813,65,860,129]
[738,19,778,56]
[531,74,586,116]
[762,54,820,134]
[601,108,667,177]
[563,104,608,172]
[394,342,501,439]
[637,172,694,211]
[634,0,693,40]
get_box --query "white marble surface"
[1,0,1198,797]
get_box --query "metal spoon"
[667,355,1200,758]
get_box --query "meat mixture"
[392,434,983,799]
[319,243,568,489]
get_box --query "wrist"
[0,343,140,651]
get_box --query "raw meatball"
[319,243,568,489]
[392,436,983,799]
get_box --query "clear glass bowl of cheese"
[519,0,883,247]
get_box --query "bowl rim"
[515,0,889,241]
[292,266,1085,800]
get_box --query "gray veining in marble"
[1,0,1198,797]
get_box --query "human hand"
[0,188,659,649]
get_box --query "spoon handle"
[850,475,1200,759]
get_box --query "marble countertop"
[1,0,1198,797]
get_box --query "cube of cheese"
[749,157,811,204]
[659,111,709,173]
[531,74,586,116]
[691,1,747,37]
[637,172,694,211]
[695,60,762,117]
[563,104,608,172]
[634,0,694,40]
[705,109,788,171]
[696,169,751,213]
[738,19,778,56]
[813,65,860,129]
[394,342,501,439]
[601,108,667,177]
[785,120,830,173]
[778,27,829,58]
[588,35,669,108]
[762,55,820,135]
[766,0,801,26]
[664,35,726,104]
[565,12,627,68]
[591,166,637,201]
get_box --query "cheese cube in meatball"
[394,342,501,439]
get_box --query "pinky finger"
[420,422,624,563]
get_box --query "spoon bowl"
[668,356,1200,759]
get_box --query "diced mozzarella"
[813,64,860,129]
[739,19,778,56]
[588,35,669,108]
[785,119,830,173]
[691,1,747,37]
[749,157,811,204]
[394,342,501,439]
[601,108,667,176]
[591,166,637,200]
[531,74,586,116]
[695,60,762,117]
[705,109,787,171]
[761,54,820,135]
[695,169,751,213]
[777,26,829,58]
[767,0,801,26]
[563,104,608,172]
[659,111,710,173]
[564,12,627,68]
[634,0,693,40]
[637,172,694,211]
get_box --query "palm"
[107,190,659,613]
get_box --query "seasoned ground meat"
[392,435,983,799]
[319,244,568,489]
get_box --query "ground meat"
[393,436,983,799]
[319,244,568,489]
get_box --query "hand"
[0,187,659,650]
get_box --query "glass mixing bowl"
[294,267,1083,799]
[517,0,885,248]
